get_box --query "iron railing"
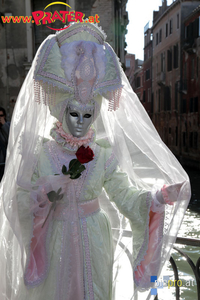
[166,237,200,300]
[113,229,200,299]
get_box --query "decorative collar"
[50,122,95,153]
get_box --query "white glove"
[156,182,184,204]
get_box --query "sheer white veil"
[0,24,190,300]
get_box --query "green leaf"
[70,173,82,179]
[78,164,86,173]
[58,194,64,200]
[47,191,57,202]
[62,165,67,175]
[69,159,81,171]
[57,187,62,195]
[65,170,73,175]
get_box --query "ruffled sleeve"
[103,147,165,290]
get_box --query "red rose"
[76,146,94,164]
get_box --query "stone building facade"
[143,26,153,118]
[125,53,135,88]
[181,5,200,167]
[151,0,200,167]
[134,60,144,102]
[0,0,128,119]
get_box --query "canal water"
[158,166,200,300]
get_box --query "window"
[161,52,165,73]
[170,19,173,34]
[194,18,199,38]
[156,32,158,45]
[189,132,193,148]
[194,132,198,149]
[199,16,200,37]
[166,23,168,37]
[164,86,171,111]
[185,26,188,39]
[177,14,179,29]
[143,90,146,103]
[167,49,172,71]
[136,77,141,88]
[159,29,162,43]
[191,58,195,79]
[173,44,178,69]
[161,53,163,72]
[156,60,158,75]
[148,88,151,102]
[189,132,198,149]
[189,97,198,112]
[183,132,186,147]
[158,89,161,112]
[146,69,150,80]
[194,97,198,112]
[181,99,187,113]
[183,62,187,90]
[163,52,166,73]
[190,98,194,112]
[175,82,178,110]
[126,59,130,68]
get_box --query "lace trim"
[73,143,98,200]
[57,26,105,46]
[68,102,95,112]
[133,192,151,277]
[104,150,118,179]
[80,144,100,200]
[56,220,71,300]
[81,217,95,300]
[50,123,96,153]
[56,122,94,148]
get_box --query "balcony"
[183,38,196,54]
[179,80,187,94]
[157,72,166,86]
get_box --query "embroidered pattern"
[104,150,118,179]
[57,26,105,46]
[81,218,95,300]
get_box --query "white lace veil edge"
[0,40,190,299]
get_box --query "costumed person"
[0,107,10,181]
[0,23,190,300]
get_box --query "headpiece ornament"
[33,22,123,121]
